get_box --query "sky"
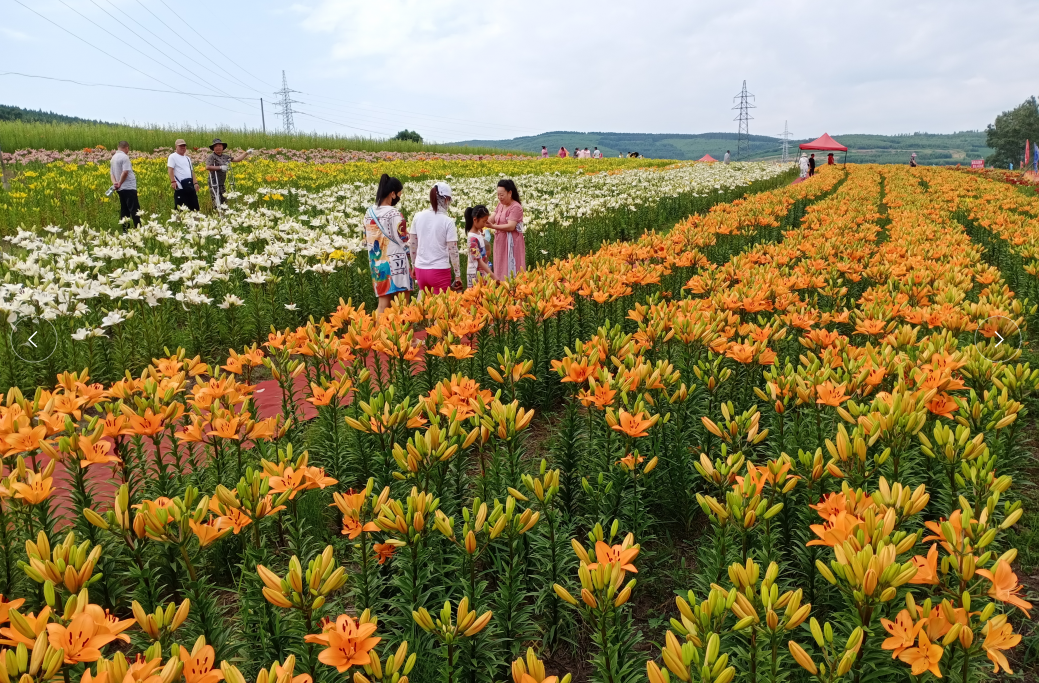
[3,0,1038,143]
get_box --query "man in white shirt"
[723,150,731,164]
[592,147,602,159]
[110,140,140,229]
[167,139,200,211]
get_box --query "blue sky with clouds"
[4,0,1037,142]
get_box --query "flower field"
[0,156,671,234]
[0,160,793,390]
[0,162,1037,683]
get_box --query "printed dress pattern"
[364,206,413,296]
[467,232,488,288]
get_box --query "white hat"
[434,181,452,197]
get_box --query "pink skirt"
[415,267,453,294]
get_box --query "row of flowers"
[1,146,536,166]
[0,164,1031,683]
[0,161,793,390]
[0,156,677,233]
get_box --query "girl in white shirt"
[410,182,462,294]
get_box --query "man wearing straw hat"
[167,139,200,212]
[204,138,251,209]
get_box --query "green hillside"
[0,104,113,125]
[455,130,993,165]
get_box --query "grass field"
[0,119,524,155]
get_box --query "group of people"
[364,175,526,315]
[798,152,837,178]
[108,137,251,228]
[545,145,603,159]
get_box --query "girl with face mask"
[364,173,413,316]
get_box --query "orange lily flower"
[372,543,397,565]
[0,596,25,626]
[616,454,645,471]
[982,615,1021,674]
[123,408,166,437]
[189,520,232,547]
[897,632,943,678]
[3,425,47,454]
[179,643,224,683]
[46,611,122,663]
[975,560,1033,616]
[806,511,863,547]
[908,544,939,585]
[304,614,381,673]
[586,541,639,574]
[12,470,53,505]
[881,609,924,659]
[815,381,849,407]
[80,438,119,469]
[611,410,657,439]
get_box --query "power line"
[12,0,253,118]
[51,0,256,117]
[294,111,390,137]
[155,0,276,91]
[0,71,259,99]
[131,0,268,96]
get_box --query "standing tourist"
[808,153,816,177]
[723,150,731,164]
[167,139,200,212]
[799,153,810,179]
[827,152,835,165]
[487,179,525,280]
[411,182,462,294]
[541,146,548,158]
[110,141,140,229]
[583,147,591,158]
[464,205,493,287]
[204,138,251,209]
[558,146,568,158]
[909,153,918,167]
[364,173,413,316]
[592,146,602,158]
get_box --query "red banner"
[971,159,985,169]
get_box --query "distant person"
[592,146,602,158]
[558,146,568,158]
[411,182,462,294]
[827,152,835,165]
[808,153,816,176]
[583,147,591,157]
[204,138,251,209]
[364,173,412,316]
[541,145,548,158]
[487,179,525,280]
[464,205,493,288]
[167,139,200,212]
[799,153,809,179]
[909,153,918,168]
[110,141,140,229]
[723,150,731,164]
[629,152,638,158]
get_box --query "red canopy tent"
[799,133,848,165]
[698,154,718,162]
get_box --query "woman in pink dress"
[487,179,525,280]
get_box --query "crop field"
[0,161,1037,683]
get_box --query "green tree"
[985,96,1039,168]
[392,129,423,143]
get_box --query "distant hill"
[453,130,993,165]
[0,104,114,125]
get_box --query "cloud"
[293,0,1039,139]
